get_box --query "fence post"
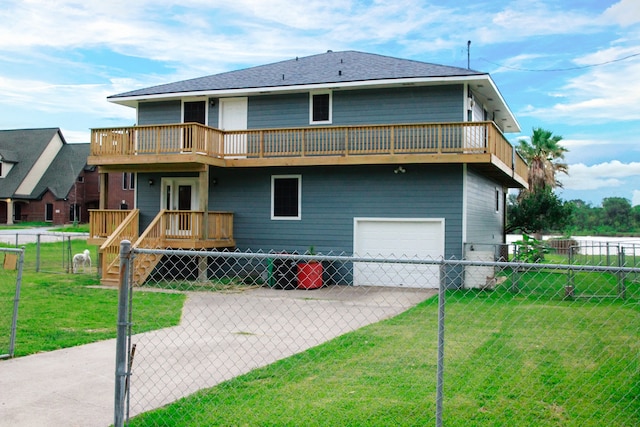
[511,243,520,293]
[114,240,132,427]
[567,246,575,291]
[435,262,446,427]
[8,248,25,358]
[618,247,626,299]
[36,234,41,273]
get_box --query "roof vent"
[338,70,342,76]
[327,50,333,53]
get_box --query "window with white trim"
[310,91,332,124]
[122,172,135,190]
[271,175,301,220]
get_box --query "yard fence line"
[0,247,26,359]
[114,243,640,427]
[0,233,93,274]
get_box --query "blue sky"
[0,0,638,206]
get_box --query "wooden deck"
[90,209,235,285]
[89,121,528,188]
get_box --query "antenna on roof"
[467,40,471,70]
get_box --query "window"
[271,175,301,220]
[122,173,135,190]
[45,203,53,222]
[77,176,84,183]
[495,189,501,212]
[310,92,332,124]
[69,204,80,222]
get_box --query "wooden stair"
[97,209,236,286]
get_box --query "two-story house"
[88,50,527,286]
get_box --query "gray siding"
[243,85,463,129]
[136,172,199,230]
[138,85,463,128]
[248,93,308,128]
[465,166,504,245]
[207,164,464,259]
[333,85,463,125]
[138,101,181,125]
[207,98,219,127]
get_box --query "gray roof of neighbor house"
[34,143,90,199]
[109,50,486,99]
[0,128,89,200]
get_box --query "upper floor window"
[310,92,332,124]
[271,175,301,220]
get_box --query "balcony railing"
[132,210,235,248]
[91,121,527,182]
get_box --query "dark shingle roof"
[0,128,88,200]
[34,143,90,199]
[110,50,485,99]
[0,128,62,199]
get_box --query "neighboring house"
[0,128,134,225]
[88,50,528,286]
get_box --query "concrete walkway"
[0,286,434,426]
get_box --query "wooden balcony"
[89,121,528,187]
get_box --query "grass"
[0,221,50,230]
[0,240,185,357]
[128,278,640,426]
[49,223,90,233]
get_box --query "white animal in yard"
[73,249,91,273]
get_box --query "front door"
[162,178,199,236]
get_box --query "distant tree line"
[566,197,640,236]
[506,127,640,237]
[508,195,640,236]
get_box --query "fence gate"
[0,247,25,359]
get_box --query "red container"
[297,262,323,289]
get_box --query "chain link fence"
[114,244,640,426]
[0,247,26,359]
[0,232,93,274]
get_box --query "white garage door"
[353,218,444,288]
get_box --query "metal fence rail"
[114,244,640,426]
[0,232,94,274]
[0,247,26,359]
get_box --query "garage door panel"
[354,218,444,288]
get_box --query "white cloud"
[561,138,614,149]
[521,58,640,123]
[0,75,133,119]
[603,0,640,26]
[559,161,640,190]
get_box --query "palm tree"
[517,128,568,193]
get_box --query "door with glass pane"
[162,178,199,237]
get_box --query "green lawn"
[129,283,640,426]
[0,241,185,357]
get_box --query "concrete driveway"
[0,285,434,427]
